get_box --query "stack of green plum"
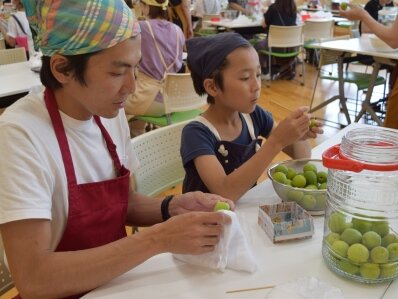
[268,159,328,215]
[324,211,398,283]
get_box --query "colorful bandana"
[186,32,251,83]
[22,0,140,56]
[141,0,169,10]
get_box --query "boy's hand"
[269,107,310,149]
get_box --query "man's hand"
[169,191,235,217]
[149,211,232,255]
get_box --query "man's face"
[63,36,142,120]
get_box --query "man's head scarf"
[186,32,251,83]
[22,0,140,56]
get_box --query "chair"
[0,234,14,295]
[303,19,334,66]
[132,73,207,128]
[194,14,219,37]
[0,48,27,65]
[0,37,6,50]
[260,25,305,87]
[309,37,387,125]
[130,120,188,197]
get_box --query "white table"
[0,61,42,98]
[83,123,395,299]
[205,18,262,29]
[310,35,398,126]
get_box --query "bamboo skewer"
[226,285,275,294]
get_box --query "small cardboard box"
[258,202,314,243]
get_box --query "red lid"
[322,144,398,172]
[211,17,221,22]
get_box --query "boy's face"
[61,36,142,120]
[213,47,261,114]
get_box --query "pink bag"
[15,35,28,52]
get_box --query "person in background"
[340,4,398,129]
[254,0,298,80]
[125,0,185,136]
[125,0,134,8]
[180,33,323,201]
[169,0,193,39]
[228,0,248,15]
[360,0,394,34]
[0,1,233,298]
[0,0,33,57]
[192,0,222,18]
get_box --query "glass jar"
[322,127,398,284]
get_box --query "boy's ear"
[50,54,73,84]
[203,78,218,97]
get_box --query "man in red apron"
[0,1,233,298]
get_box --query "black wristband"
[161,195,174,221]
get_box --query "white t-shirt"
[0,89,139,250]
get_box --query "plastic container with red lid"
[322,127,398,284]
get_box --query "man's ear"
[50,54,72,84]
[203,78,218,97]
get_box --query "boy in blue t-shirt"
[181,32,323,201]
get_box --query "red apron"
[14,88,130,299]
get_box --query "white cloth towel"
[267,276,345,299]
[173,210,257,273]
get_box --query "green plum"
[286,189,304,203]
[213,201,230,212]
[332,240,350,258]
[318,182,327,190]
[305,184,318,190]
[273,171,287,184]
[274,164,288,175]
[292,174,306,188]
[362,231,382,250]
[302,194,316,210]
[382,234,398,247]
[303,163,317,173]
[309,118,317,129]
[338,260,359,275]
[340,2,348,10]
[285,179,292,186]
[325,232,340,246]
[352,218,372,234]
[341,228,362,245]
[387,243,398,261]
[371,221,389,238]
[304,171,317,186]
[360,263,380,279]
[317,171,328,184]
[380,263,398,278]
[328,212,349,234]
[347,243,369,264]
[370,246,389,264]
[286,167,297,180]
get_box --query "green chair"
[132,73,207,128]
[259,25,305,87]
[303,19,334,67]
[309,46,387,125]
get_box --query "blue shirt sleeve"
[180,121,218,167]
[251,105,274,138]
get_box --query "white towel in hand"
[173,210,257,273]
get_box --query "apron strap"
[194,114,256,141]
[44,88,78,186]
[145,20,180,74]
[93,116,123,175]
